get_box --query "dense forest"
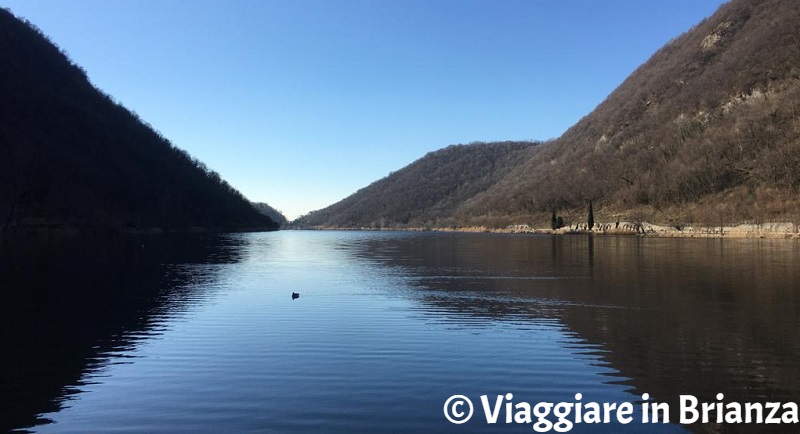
[299,0,800,229]
[0,9,278,232]
[294,141,538,228]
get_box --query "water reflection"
[2,231,798,433]
[352,232,800,432]
[0,233,247,432]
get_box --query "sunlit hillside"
[303,0,800,229]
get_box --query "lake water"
[1,231,799,433]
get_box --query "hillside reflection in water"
[353,233,800,430]
[2,231,798,433]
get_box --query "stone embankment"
[503,222,800,239]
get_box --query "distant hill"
[295,141,538,228]
[0,9,278,232]
[300,0,800,229]
[252,202,287,227]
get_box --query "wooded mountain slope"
[462,0,800,227]
[295,141,538,228]
[301,0,800,229]
[0,9,278,232]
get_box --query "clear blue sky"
[5,0,726,220]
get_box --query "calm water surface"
[1,231,799,433]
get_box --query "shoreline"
[293,222,800,239]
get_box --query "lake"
[1,231,799,433]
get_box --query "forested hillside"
[463,0,800,227]
[295,141,538,228]
[0,9,278,232]
[301,0,800,229]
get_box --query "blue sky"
[5,0,726,219]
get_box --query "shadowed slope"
[0,9,278,232]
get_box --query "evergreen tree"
[588,200,594,230]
